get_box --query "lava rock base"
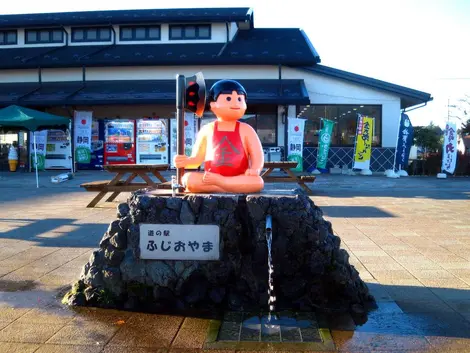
[64,191,376,316]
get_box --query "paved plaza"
[0,170,469,352]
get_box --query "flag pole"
[33,132,39,188]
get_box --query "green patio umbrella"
[0,105,71,188]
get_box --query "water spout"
[265,214,276,322]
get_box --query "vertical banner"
[73,111,93,164]
[287,117,306,172]
[394,113,414,171]
[442,122,457,174]
[170,118,177,169]
[353,115,374,169]
[184,113,195,157]
[30,130,48,171]
[316,119,335,169]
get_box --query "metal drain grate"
[204,311,335,351]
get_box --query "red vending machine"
[104,119,136,165]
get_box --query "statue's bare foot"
[203,171,224,186]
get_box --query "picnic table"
[262,161,315,194]
[80,164,169,208]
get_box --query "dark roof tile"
[0,7,252,28]
[0,79,309,106]
[0,28,319,69]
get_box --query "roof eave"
[300,65,432,104]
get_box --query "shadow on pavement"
[0,217,106,247]
[321,206,396,218]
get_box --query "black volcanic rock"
[64,191,375,316]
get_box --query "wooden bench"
[262,161,316,194]
[81,164,169,208]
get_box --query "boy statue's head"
[208,80,248,121]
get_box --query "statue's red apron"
[205,121,249,177]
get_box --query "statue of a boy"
[174,79,264,193]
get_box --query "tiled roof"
[0,28,320,69]
[0,79,310,106]
[0,8,252,29]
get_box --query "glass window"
[135,27,146,40]
[0,31,17,45]
[52,30,62,42]
[121,28,132,40]
[185,26,196,38]
[73,29,84,41]
[99,28,111,40]
[87,29,97,40]
[198,25,210,39]
[170,26,183,39]
[242,108,277,146]
[6,31,17,44]
[26,31,37,43]
[39,30,50,42]
[257,114,276,145]
[121,26,160,41]
[148,27,160,39]
[299,105,382,147]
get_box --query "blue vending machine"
[77,119,104,170]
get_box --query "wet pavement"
[0,170,469,352]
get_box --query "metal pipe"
[266,214,272,232]
[176,74,186,186]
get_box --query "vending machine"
[45,130,73,170]
[136,119,169,165]
[104,119,136,165]
[76,119,104,170]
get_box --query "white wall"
[0,69,38,82]
[283,67,401,148]
[229,22,238,41]
[42,68,83,82]
[85,65,279,81]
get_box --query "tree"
[414,122,443,153]
[413,122,443,174]
[461,118,470,136]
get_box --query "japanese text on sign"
[140,224,220,260]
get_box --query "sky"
[1,0,469,128]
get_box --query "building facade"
[0,7,432,171]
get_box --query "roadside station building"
[0,7,432,171]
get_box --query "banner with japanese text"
[287,117,306,172]
[170,115,197,169]
[73,111,93,164]
[353,115,374,169]
[184,113,195,157]
[441,122,457,174]
[316,119,334,169]
[30,130,48,171]
[394,113,414,171]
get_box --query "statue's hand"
[244,168,260,176]
[174,155,191,168]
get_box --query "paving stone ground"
[0,170,469,352]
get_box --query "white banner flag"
[30,130,48,171]
[441,122,458,174]
[73,111,93,164]
[287,117,306,172]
